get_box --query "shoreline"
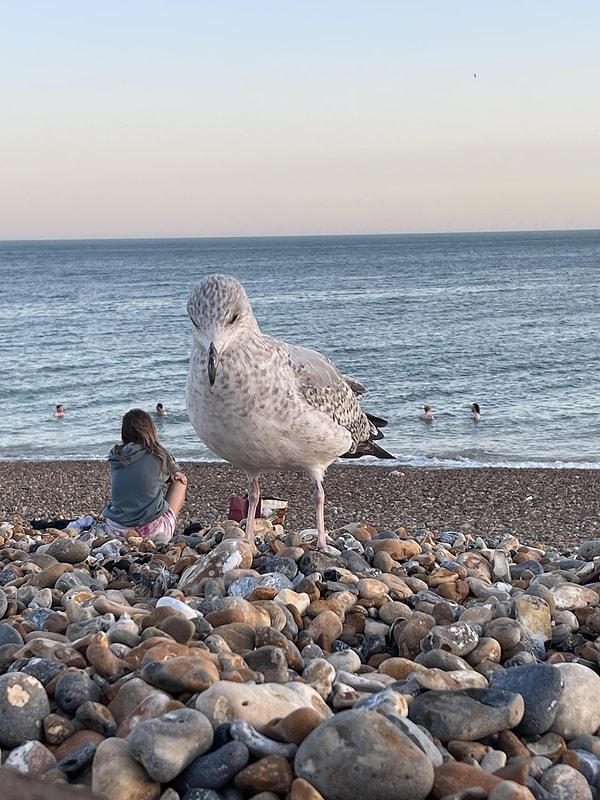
[2,460,599,552]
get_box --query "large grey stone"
[127,707,214,783]
[0,672,50,747]
[408,687,524,742]
[540,763,593,800]
[550,663,600,739]
[490,663,562,736]
[43,538,90,564]
[295,708,434,800]
[195,680,331,732]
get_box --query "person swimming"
[155,403,168,416]
[54,404,65,418]
[471,402,481,422]
[420,404,435,422]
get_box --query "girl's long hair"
[116,408,176,476]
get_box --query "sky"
[1,1,599,240]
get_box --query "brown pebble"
[141,605,183,630]
[497,730,531,759]
[158,616,196,644]
[247,587,279,601]
[305,610,343,652]
[132,639,191,668]
[43,712,77,746]
[53,729,107,761]
[288,777,327,800]
[447,741,493,762]
[212,622,257,653]
[434,761,502,796]
[437,579,470,603]
[488,780,537,799]
[34,562,73,588]
[493,759,531,785]
[234,754,293,794]
[265,707,324,745]
[367,653,390,669]
[294,577,320,602]
[38,611,70,634]
[86,642,131,679]
[559,748,582,769]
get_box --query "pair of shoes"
[31,518,74,530]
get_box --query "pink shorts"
[106,507,177,542]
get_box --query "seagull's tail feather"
[341,440,395,460]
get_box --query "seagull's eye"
[228,313,238,325]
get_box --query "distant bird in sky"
[186,273,394,549]
[473,72,477,78]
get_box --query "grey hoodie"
[102,442,176,528]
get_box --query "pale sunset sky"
[1,1,599,240]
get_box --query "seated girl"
[103,408,187,542]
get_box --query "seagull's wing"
[341,374,368,396]
[285,344,368,397]
[285,343,346,387]
[286,344,367,428]
[284,343,392,458]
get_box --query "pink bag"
[228,494,261,522]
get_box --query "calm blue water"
[1,231,599,468]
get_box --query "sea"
[1,230,599,469]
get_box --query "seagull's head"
[187,273,258,386]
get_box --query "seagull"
[186,273,394,549]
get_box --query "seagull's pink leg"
[312,480,327,549]
[245,476,261,542]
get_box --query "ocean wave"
[397,455,600,470]
[2,453,599,470]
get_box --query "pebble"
[408,687,525,742]
[4,516,600,798]
[296,708,435,800]
[175,739,250,793]
[92,736,159,800]
[126,707,214,782]
[0,672,50,747]
[54,669,103,714]
[489,663,564,736]
[549,663,600,739]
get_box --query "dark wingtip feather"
[366,411,388,429]
[341,439,395,460]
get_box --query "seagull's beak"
[208,341,219,386]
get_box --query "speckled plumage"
[185,273,393,548]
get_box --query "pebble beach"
[2,462,600,799]
[2,461,600,551]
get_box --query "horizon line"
[1,226,599,245]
